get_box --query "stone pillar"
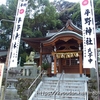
[26,69,29,76]
[24,62,37,78]
[23,69,25,76]
[5,79,21,100]
[1,86,5,100]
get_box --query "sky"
[0,0,6,5]
[0,0,80,5]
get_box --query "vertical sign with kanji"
[8,0,29,68]
[80,0,97,68]
[0,63,4,90]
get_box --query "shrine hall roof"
[43,31,82,43]
[22,19,100,51]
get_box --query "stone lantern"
[5,69,21,100]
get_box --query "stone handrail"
[27,70,44,99]
[3,65,38,79]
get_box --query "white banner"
[80,0,97,68]
[8,0,29,68]
[0,63,4,90]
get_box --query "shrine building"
[22,19,100,76]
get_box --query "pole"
[91,0,99,99]
[2,0,20,99]
[1,0,29,99]
[97,68,99,100]
[3,66,9,100]
[1,86,5,100]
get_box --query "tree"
[0,4,13,50]
[0,0,62,66]
[94,0,100,24]
[32,3,62,36]
[69,3,81,27]
[59,0,100,28]
[55,1,76,25]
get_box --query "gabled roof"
[0,50,7,56]
[46,19,82,37]
[22,37,50,51]
[22,20,83,50]
[65,19,82,34]
[22,19,100,51]
[43,31,82,46]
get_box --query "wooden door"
[59,58,79,73]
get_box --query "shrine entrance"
[58,57,79,73]
[52,52,82,74]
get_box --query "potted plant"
[42,62,51,76]
[42,62,50,70]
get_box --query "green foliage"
[0,0,62,47]
[33,4,62,36]
[42,62,50,70]
[94,0,100,22]
[33,30,43,37]
[17,79,34,100]
[20,52,28,66]
[59,0,100,26]
[88,79,97,100]
[68,3,81,24]
[0,5,8,19]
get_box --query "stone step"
[57,73,86,78]
[33,96,85,100]
[39,87,85,91]
[29,74,88,100]
[36,91,86,97]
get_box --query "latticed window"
[66,57,79,66]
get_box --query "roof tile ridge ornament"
[66,19,72,28]
[59,19,72,32]
[65,19,82,34]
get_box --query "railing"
[3,66,38,79]
[27,70,44,99]
[54,71,64,100]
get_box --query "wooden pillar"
[54,54,57,75]
[39,54,42,67]
[39,43,42,67]
[78,42,83,77]
[58,59,61,73]
[79,51,83,77]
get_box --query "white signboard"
[8,0,29,68]
[0,63,4,90]
[80,0,97,68]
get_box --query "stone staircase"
[29,73,89,100]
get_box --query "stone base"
[24,62,36,67]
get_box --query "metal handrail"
[54,71,64,100]
[27,70,44,99]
